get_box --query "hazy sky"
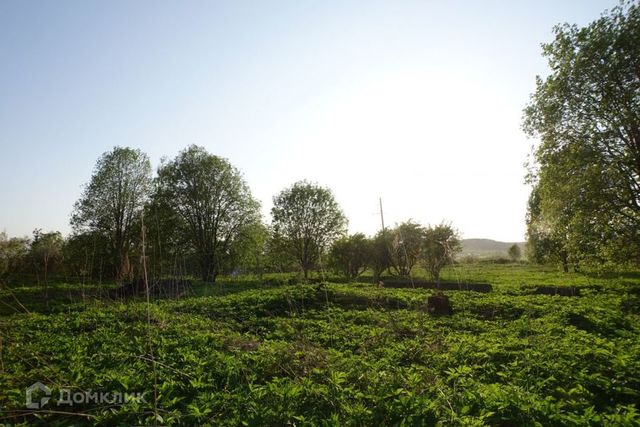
[0,0,616,241]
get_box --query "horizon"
[0,0,616,241]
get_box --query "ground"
[0,264,639,426]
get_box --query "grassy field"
[0,264,639,426]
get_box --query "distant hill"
[460,239,526,258]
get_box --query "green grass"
[0,264,639,425]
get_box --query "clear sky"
[0,0,616,241]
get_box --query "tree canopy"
[421,223,462,283]
[329,233,370,280]
[156,145,260,282]
[271,181,347,278]
[524,2,640,266]
[71,147,152,281]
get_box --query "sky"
[0,0,617,242]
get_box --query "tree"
[264,229,297,273]
[369,231,392,281]
[62,230,111,283]
[30,229,64,300]
[329,233,369,280]
[523,2,640,265]
[525,184,567,267]
[0,232,29,283]
[72,147,152,282]
[156,145,260,282]
[221,221,269,277]
[271,181,347,279]
[507,244,522,262]
[144,191,193,279]
[421,223,461,283]
[389,221,425,277]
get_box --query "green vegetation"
[524,2,640,268]
[271,181,347,279]
[71,147,152,282]
[155,145,262,282]
[1,264,639,425]
[507,244,521,263]
[1,2,640,426]
[422,223,462,283]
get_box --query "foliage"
[222,221,270,276]
[0,232,30,285]
[1,264,639,425]
[155,145,261,282]
[29,230,64,299]
[369,231,393,281]
[328,233,370,280]
[71,146,152,282]
[508,244,522,262]
[62,230,111,283]
[421,223,462,282]
[388,221,425,277]
[271,181,347,279]
[264,230,297,273]
[523,1,640,266]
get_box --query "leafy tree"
[264,230,297,273]
[421,223,461,283]
[369,231,392,281]
[523,2,640,265]
[144,193,194,279]
[156,145,260,282]
[525,185,567,267]
[389,221,425,277]
[30,229,64,300]
[271,181,347,279]
[221,221,270,277]
[329,233,369,280]
[508,244,522,262]
[72,147,152,282]
[0,232,29,283]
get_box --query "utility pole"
[379,197,385,233]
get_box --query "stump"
[427,293,453,315]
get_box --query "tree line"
[0,145,462,288]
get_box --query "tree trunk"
[117,252,132,283]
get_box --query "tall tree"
[156,145,260,282]
[271,181,347,279]
[72,147,152,282]
[523,2,640,264]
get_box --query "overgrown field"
[1,264,639,426]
